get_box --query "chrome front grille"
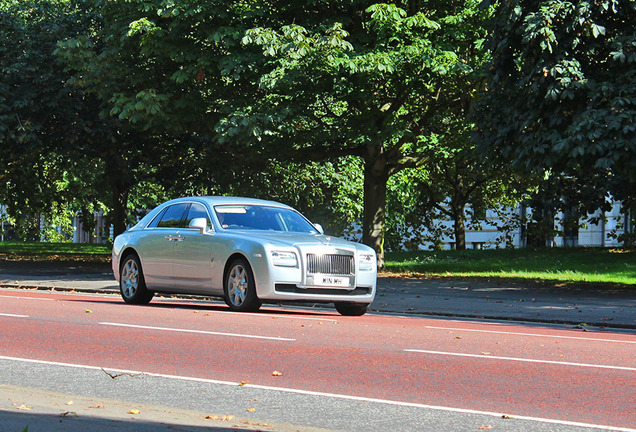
[306,254,354,275]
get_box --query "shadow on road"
[0,410,252,432]
[64,297,342,317]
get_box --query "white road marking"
[405,349,636,371]
[424,325,636,344]
[0,355,634,432]
[0,294,54,301]
[0,313,28,318]
[99,322,295,341]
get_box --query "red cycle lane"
[1,290,635,429]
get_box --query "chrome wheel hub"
[228,265,248,306]
[121,260,139,298]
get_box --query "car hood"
[222,230,370,251]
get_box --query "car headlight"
[271,250,298,267]
[358,253,375,271]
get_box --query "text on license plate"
[316,276,350,287]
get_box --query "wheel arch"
[119,247,141,272]
[222,252,252,282]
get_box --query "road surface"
[1,289,635,431]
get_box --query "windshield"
[214,205,318,234]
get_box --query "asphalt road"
[1,289,635,432]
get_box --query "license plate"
[315,275,350,287]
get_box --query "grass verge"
[384,247,635,287]
[0,241,111,262]
[0,242,633,287]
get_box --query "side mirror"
[313,223,324,235]
[189,218,211,234]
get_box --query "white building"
[416,201,628,250]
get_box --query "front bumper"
[252,246,377,304]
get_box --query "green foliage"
[475,0,636,213]
[51,0,500,263]
[0,0,87,217]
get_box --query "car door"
[172,202,216,293]
[139,203,189,290]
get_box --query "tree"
[0,0,92,221]
[474,0,636,244]
[236,1,498,266]
[385,140,517,251]
[61,0,495,266]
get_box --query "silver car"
[112,197,377,316]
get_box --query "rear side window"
[152,204,189,228]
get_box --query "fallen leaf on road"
[477,426,492,430]
[502,414,515,419]
[17,405,32,410]
[128,409,140,415]
[85,309,93,314]
[247,407,256,412]
[455,336,463,339]
[60,411,78,417]
[272,370,283,376]
[238,381,248,386]
[205,415,219,420]
[89,404,105,409]
[222,415,235,421]
[65,401,74,405]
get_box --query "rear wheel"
[119,254,154,305]
[335,302,368,316]
[224,258,261,312]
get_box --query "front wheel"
[335,302,368,316]
[224,258,261,312]
[119,254,154,305]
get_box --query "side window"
[156,204,188,228]
[184,203,211,229]
[147,208,167,228]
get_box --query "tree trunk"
[110,184,129,238]
[104,152,132,238]
[453,210,466,250]
[362,145,389,269]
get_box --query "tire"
[119,254,154,305]
[224,258,262,312]
[335,302,368,316]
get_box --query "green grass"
[0,241,111,261]
[0,242,634,286]
[384,247,636,286]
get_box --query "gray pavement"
[0,259,635,329]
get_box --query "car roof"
[162,196,294,209]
